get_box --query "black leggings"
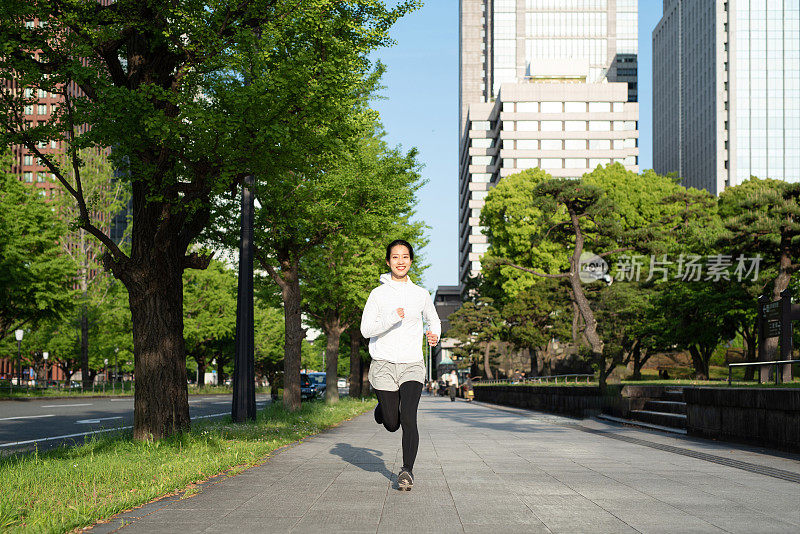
[375,381,423,471]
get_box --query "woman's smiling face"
[386,244,412,279]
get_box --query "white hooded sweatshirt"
[360,273,441,364]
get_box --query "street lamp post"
[232,171,256,422]
[14,329,23,388]
[104,358,108,392]
[43,352,49,388]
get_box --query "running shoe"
[397,468,414,491]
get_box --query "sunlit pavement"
[91,396,800,533]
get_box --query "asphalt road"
[0,394,271,454]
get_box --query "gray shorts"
[368,359,425,392]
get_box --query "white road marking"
[0,414,56,421]
[109,398,133,402]
[193,412,229,420]
[41,403,93,408]
[213,401,230,405]
[76,416,123,424]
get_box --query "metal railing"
[477,373,594,386]
[727,360,800,385]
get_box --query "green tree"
[501,278,571,376]
[300,132,426,402]
[718,178,800,381]
[55,149,129,388]
[242,124,423,410]
[0,162,75,342]
[183,260,237,383]
[447,298,503,378]
[0,0,416,437]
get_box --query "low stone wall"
[684,387,800,452]
[473,385,606,418]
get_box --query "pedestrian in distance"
[448,370,458,402]
[361,239,441,491]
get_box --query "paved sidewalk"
[92,396,800,533]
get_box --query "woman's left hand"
[426,330,439,346]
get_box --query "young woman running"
[360,239,440,491]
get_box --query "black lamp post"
[232,171,256,423]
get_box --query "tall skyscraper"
[653,0,800,194]
[458,0,640,288]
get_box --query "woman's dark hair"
[385,239,414,262]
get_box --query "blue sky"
[371,1,663,292]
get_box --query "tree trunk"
[348,328,362,398]
[762,230,794,382]
[631,341,642,380]
[279,258,304,410]
[127,266,190,440]
[483,341,494,379]
[742,320,757,381]
[571,298,581,347]
[361,358,370,395]
[322,313,346,403]
[567,209,605,389]
[196,355,206,386]
[688,345,709,380]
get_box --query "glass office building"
[653,0,799,194]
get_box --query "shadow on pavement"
[330,442,394,482]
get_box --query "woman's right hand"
[396,307,405,318]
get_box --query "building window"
[23,154,33,165]
[38,89,48,98]
[517,120,539,131]
[589,120,611,131]
[37,173,46,182]
[541,139,562,150]
[541,158,563,169]
[565,158,586,169]
[23,171,33,182]
[589,102,611,113]
[589,139,611,150]
[541,120,561,131]
[565,120,586,131]
[24,105,34,115]
[38,104,47,115]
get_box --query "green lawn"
[0,397,376,533]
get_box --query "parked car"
[300,373,318,401]
[307,372,326,398]
[337,378,347,389]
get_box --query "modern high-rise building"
[458,0,640,288]
[653,0,800,195]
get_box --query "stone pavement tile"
[167,492,253,511]
[463,523,550,534]
[526,503,639,534]
[291,502,383,532]
[450,495,544,525]
[673,504,800,534]
[202,516,301,533]
[124,507,223,525]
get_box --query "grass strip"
[0,396,376,533]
